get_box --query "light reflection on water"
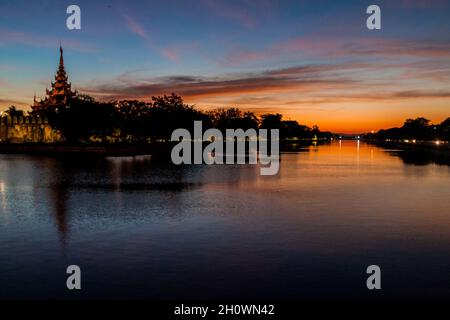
[0,141,450,299]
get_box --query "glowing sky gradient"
[1,0,449,133]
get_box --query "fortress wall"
[0,116,63,143]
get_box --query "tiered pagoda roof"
[32,45,77,110]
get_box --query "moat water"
[1,141,450,299]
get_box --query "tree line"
[365,117,450,142]
[3,94,332,143]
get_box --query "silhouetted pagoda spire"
[59,43,64,67]
[32,44,77,111]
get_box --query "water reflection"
[42,156,207,247]
[0,181,8,222]
[49,179,70,247]
[34,154,266,249]
[387,149,450,166]
[33,141,449,249]
[1,142,450,299]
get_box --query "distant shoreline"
[1,140,448,157]
[0,140,327,156]
[366,140,450,152]
[0,143,173,156]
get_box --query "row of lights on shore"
[385,139,447,145]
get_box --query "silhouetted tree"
[35,95,116,143]
[4,106,25,118]
[437,118,450,141]
[25,93,333,144]
[260,113,283,129]
[402,117,431,140]
[208,108,258,131]
[369,117,450,141]
[281,120,312,139]
[114,100,152,142]
[149,93,210,140]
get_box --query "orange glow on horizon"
[2,94,449,134]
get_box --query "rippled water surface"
[1,141,450,299]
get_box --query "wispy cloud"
[122,14,194,62]
[221,36,450,66]
[0,98,28,107]
[80,64,351,101]
[79,60,450,107]
[124,14,150,40]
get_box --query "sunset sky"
[1,0,449,133]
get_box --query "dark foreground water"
[1,141,450,300]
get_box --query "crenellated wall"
[0,116,63,143]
